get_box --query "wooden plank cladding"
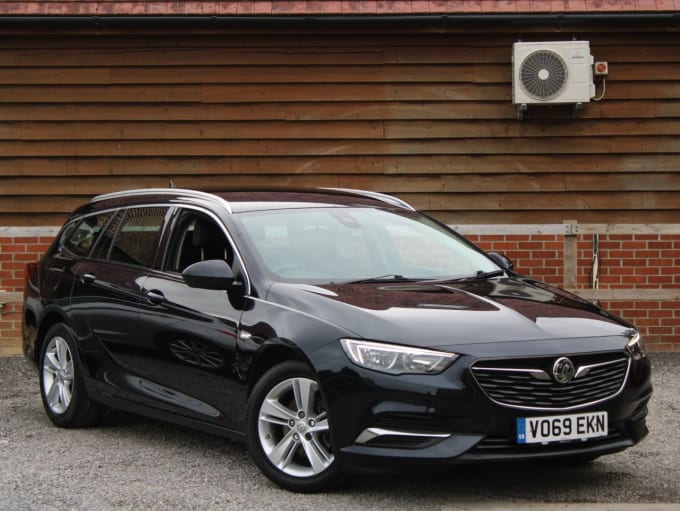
[0,22,679,226]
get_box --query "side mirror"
[183,260,236,290]
[488,252,514,271]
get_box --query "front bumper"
[309,338,653,474]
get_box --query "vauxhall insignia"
[552,357,576,384]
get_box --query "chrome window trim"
[65,201,252,296]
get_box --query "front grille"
[470,352,630,410]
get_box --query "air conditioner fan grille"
[519,50,568,101]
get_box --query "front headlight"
[626,331,646,359]
[340,339,458,375]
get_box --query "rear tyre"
[39,323,101,428]
[246,361,344,492]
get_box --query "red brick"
[634,301,661,309]
[520,259,545,268]
[376,1,412,12]
[567,0,586,12]
[647,326,673,335]
[517,241,544,250]
[602,0,623,10]
[646,342,672,351]
[306,1,341,12]
[488,242,518,251]
[605,267,632,276]
[428,0,448,11]
[350,0,378,12]
[7,244,27,253]
[620,258,647,267]
[239,1,273,14]
[411,0,430,11]
[649,309,673,318]
[544,242,563,251]
[648,276,672,285]
[634,267,660,276]
[13,253,40,263]
[655,0,675,9]
[2,278,23,289]
[463,0,482,12]
[634,318,661,327]
[271,1,307,14]
[608,250,635,259]
[634,250,659,259]
[647,258,673,266]
[648,241,674,249]
[542,258,562,267]
[215,2,239,14]
[511,252,530,260]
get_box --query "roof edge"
[0,12,679,27]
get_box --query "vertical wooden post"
[563,220,578,289]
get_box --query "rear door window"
[107,207,170,268]
[63,211,116,258]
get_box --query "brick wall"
[1,229,679,355]
[0,233,53,356]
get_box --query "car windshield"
[236,207,499,284]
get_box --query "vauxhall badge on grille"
[552,357,576,384]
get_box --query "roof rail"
[91,188,233,213]
[322,188,415,211]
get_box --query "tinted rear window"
[63,212,116,258]
[107,207,169,268]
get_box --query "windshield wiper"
[343,274,414,284]
[423,269,506,284]
[474,269,506,279]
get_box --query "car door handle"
[145,290,165,305]
[80,273,96,284]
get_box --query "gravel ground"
[0,354,678,510]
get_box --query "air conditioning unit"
[512,41,595,111]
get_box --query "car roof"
[80,187,415,215]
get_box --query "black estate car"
[23,188,652,492]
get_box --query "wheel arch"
[35,311,69,367]
[247,342,312,395]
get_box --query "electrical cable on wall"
[592,78,606,101]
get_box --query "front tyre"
[39,323,101,428]
[246,361,344,492]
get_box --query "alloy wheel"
[257,376,334,478]
[42,336,75,415]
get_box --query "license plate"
[517,411,608,444]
